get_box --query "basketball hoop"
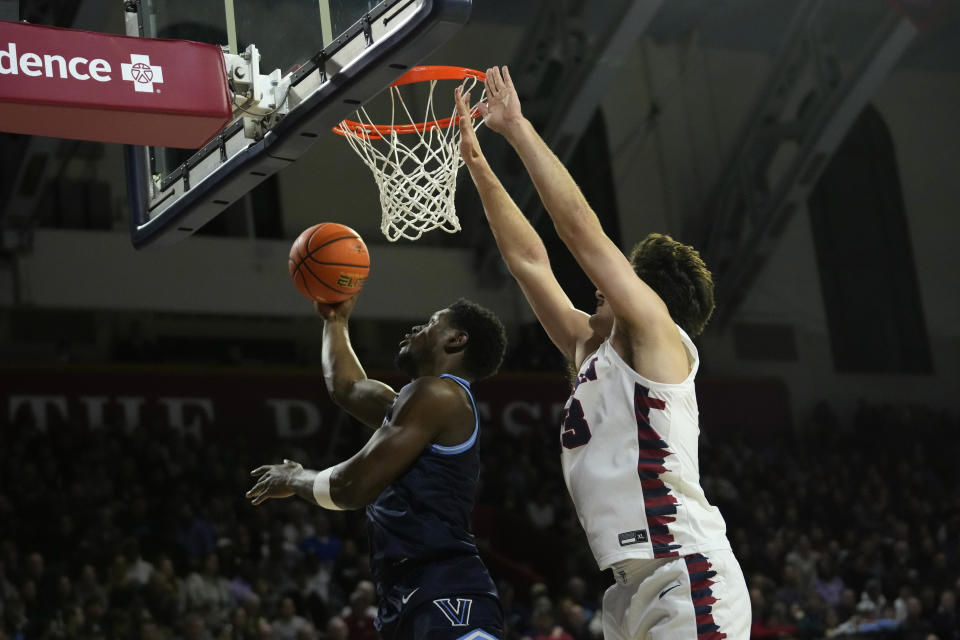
[333,66,487,242]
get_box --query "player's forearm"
[289,467,321,505]
[467,159,550,270]
[504,118,599,240]
[321,318,369,401]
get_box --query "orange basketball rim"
[333,65,486,140]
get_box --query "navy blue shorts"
[375,555,502,640]
[394,593,502,640]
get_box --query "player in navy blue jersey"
[246,294,507,640]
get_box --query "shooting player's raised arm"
[316,296,397,429]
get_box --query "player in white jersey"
[455,69,750,639]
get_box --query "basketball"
[288,223,370,303]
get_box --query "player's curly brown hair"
[628,233,715,337]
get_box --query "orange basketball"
[288,223,370,303]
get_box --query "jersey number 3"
[561,399,591,449]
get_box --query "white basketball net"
[336,74,486,242]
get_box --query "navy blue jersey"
[367,374,503,640]
[367,374,488,583]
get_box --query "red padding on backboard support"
[0,20,232,148]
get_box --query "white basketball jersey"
[560,327,730,569]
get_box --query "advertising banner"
[0,20,231,147]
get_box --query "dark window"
[807,105,932,373]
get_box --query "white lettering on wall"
[266,399,322,439]
[79,396,110,429]
[159,397,214,440]
[8,395,68,432]
[116,396,146,431]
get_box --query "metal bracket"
[222,44,293,140]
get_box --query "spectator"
[901,596,935,640]
[526,604,574,640]
[751,600,797,638]
[74,564,107,607]
[0,397,957,640]
[812,556,845,609]
[498,580,531,640]
[858,578,887,614]
[299,513,342,566]
[331,539,367,598]
[556,598,589,640]
[272,597,313,640]
[775,564,805,608]
[933,589,960,640]
[325,616,349,640]
[341,588,377,640]
[526,487,556,530]
[122,537,155,587]
[184,553,233,625]
[183,612,213,640]
[178,505,218,560]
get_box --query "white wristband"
[313,467,345,511]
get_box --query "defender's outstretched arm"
[456,87,591,363]
[482,67,674,340]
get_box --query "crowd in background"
[0,395,957,640]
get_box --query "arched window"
[808,105,932,373]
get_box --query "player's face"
[395,309,454,375]
[589,289,614,337]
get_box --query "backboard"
[124,0,472,249]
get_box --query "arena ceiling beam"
[696,0,921,328]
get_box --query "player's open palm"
[480,66,522,135]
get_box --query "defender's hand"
[315,294,359,322]
[246,459,303,505]
[479,66,523,137]
[455,87,486,169]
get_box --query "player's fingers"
[458,112,473,135]
[477,102,489,118]
[458,105,477,141]
[503,66,515,91]
[485,68,498,96]
[245,477,267,495]
[455,89,471,117]
[250,465,269,477]
[490,66,505,93]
